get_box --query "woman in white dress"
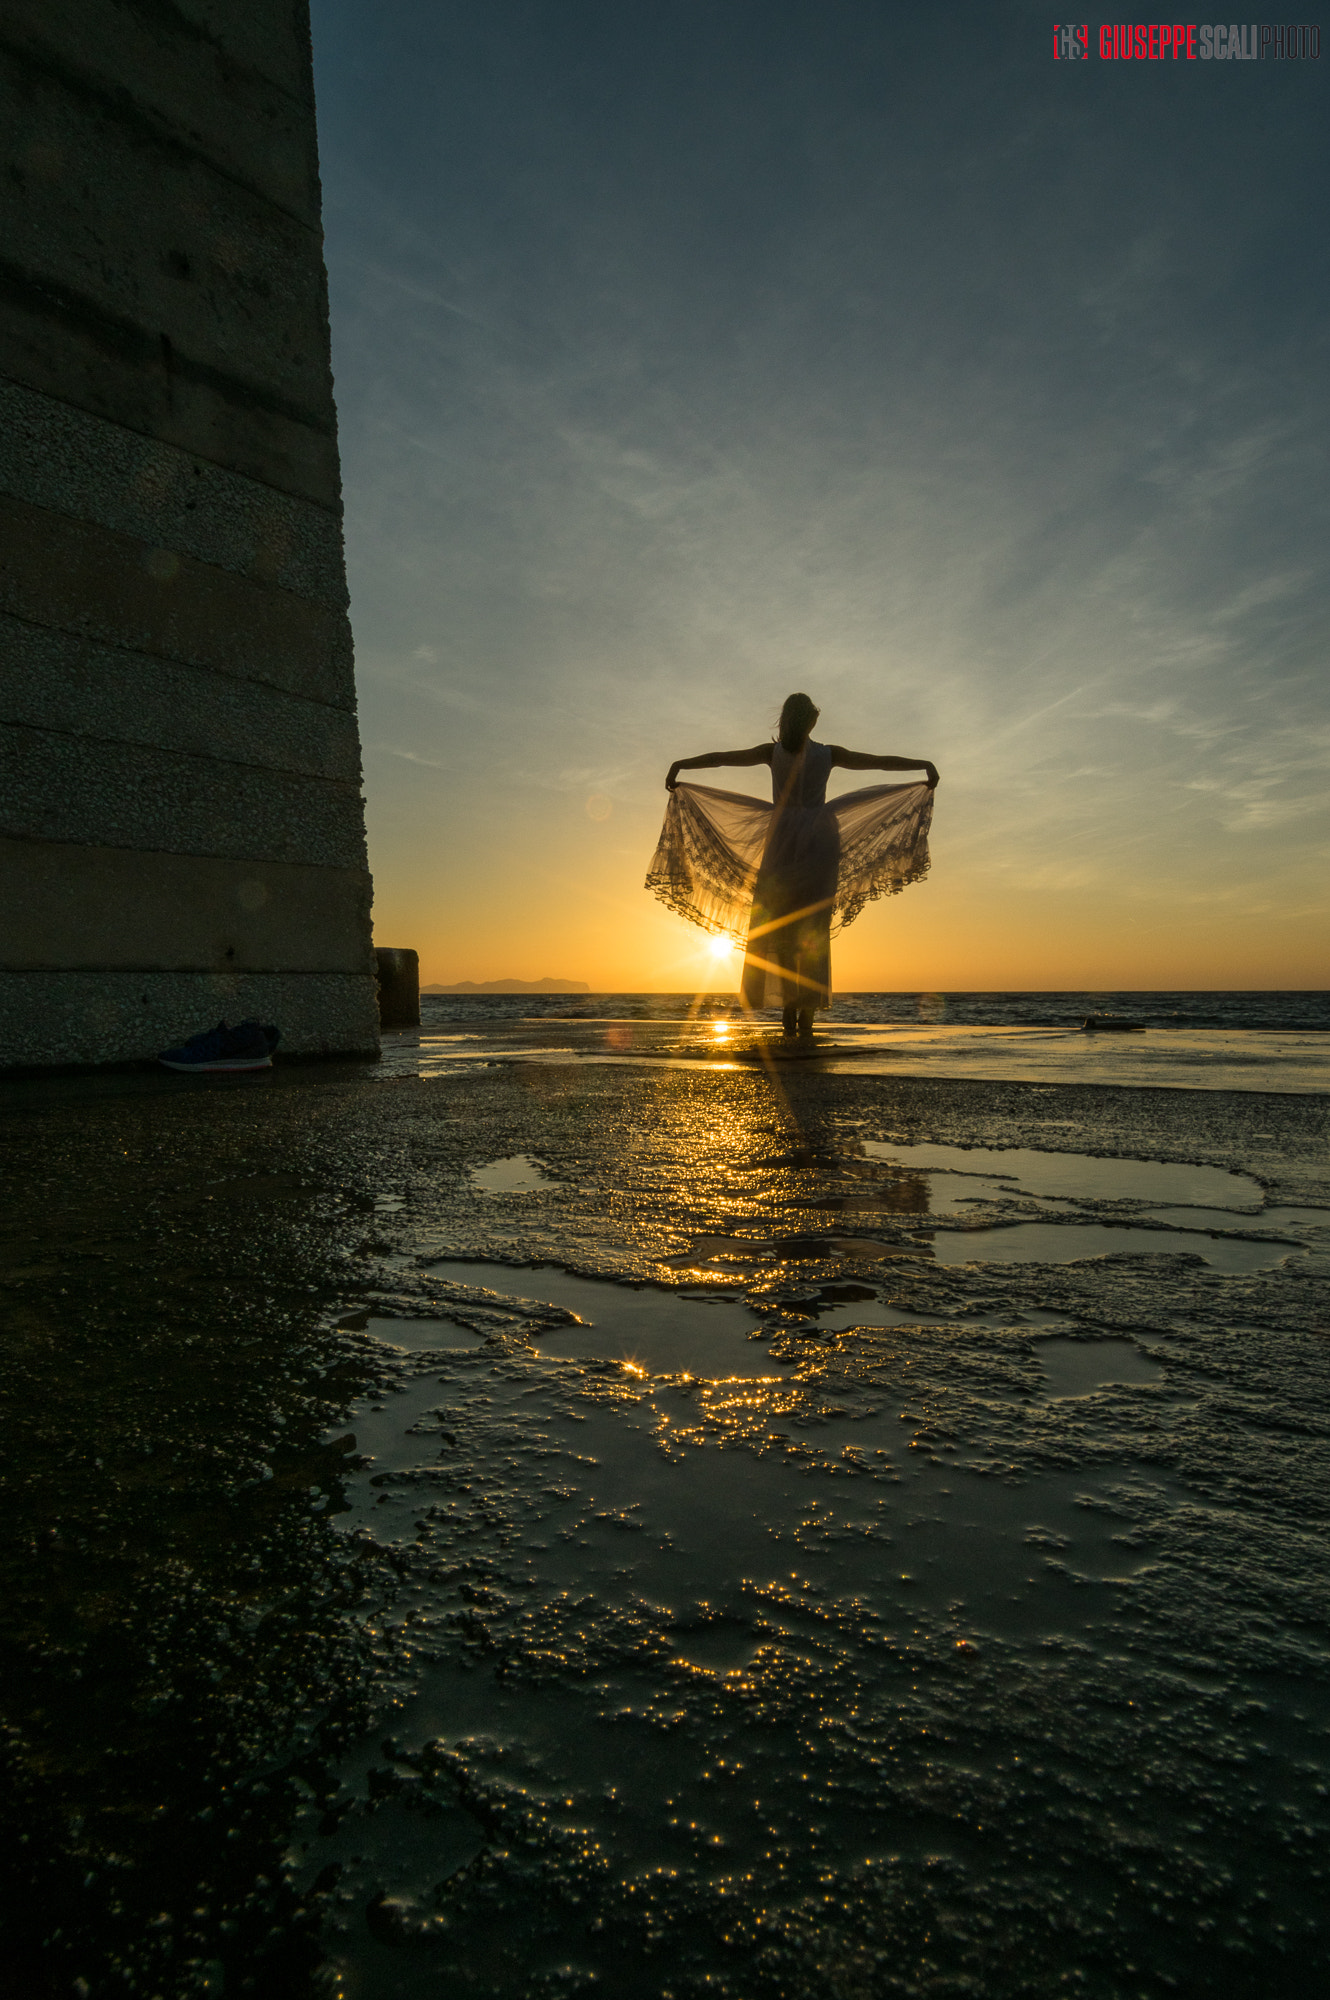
[651,693,939,1041]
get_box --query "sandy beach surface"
[2,1036,1328,1996]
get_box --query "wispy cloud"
[314,5,1330,983]
[365,743,453,773]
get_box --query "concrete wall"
[0,0,378,1066]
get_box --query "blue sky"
[310,1,1328,988]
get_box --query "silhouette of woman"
[649,693,938,1041]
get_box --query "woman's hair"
[778,691,820,753]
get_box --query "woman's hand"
[924,762,939,790]
[666,762,681,792]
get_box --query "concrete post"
[375,949,420,1030]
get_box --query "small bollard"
[375,947,420,1029]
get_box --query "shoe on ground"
[158,1019,274,1072]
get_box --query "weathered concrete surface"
[0,33,340,504]
[0,379,349,604]
[0,283,342,506]
[2,840,374,972]
[0,496,355,703]
[5,621,362,781]
[1,723,370,866]
[0,50,331,404]
[0,968,378,1066]
[3,0,324,223]
[1,0,377,1067]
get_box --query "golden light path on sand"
[7,1033,1326,1995]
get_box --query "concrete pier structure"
[0,0,377,1066]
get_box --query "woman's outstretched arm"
[828,747,939,789]
[665,743,773,790]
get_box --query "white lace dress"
[646,740,933,1010]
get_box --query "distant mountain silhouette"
[422,977,591,994]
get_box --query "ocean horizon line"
[423,985,1329,996]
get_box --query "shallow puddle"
[468,1153,558,1194]
[658,1231,923,1272]
[1035,1336,1165,1397]
[384,1261,1026,1362]
[365,1314,487,1353]
[650,1217,1297,1276]
[930,1219,1304,1272]
[668,1618,763,1673]
[1145,1204,1329,1235]
[421,1259,770,1374]
[334,1359,1190,1645]
[809,1295,956,1330]
[314,1347,1207,1966]
[862,1139,1263,1209]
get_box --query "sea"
[402,989,1330,1093]
[421,989,1330,1031]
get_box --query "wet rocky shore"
[2,1053,1327,1997]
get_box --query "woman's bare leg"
[797,1009,814,1040]
[782,1006,797,1036]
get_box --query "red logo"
[1055,22,1323,62]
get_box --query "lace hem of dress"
[645,780,932,939]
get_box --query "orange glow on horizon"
[374,874,1328,995]
[365,782,1329,995]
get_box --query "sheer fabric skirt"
[646,780,933,1012]
[740,806,841,1008]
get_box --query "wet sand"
[1,1050,1328,1996]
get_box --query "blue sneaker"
[158,1019,274,1072]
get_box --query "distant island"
[422,977,591,994]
